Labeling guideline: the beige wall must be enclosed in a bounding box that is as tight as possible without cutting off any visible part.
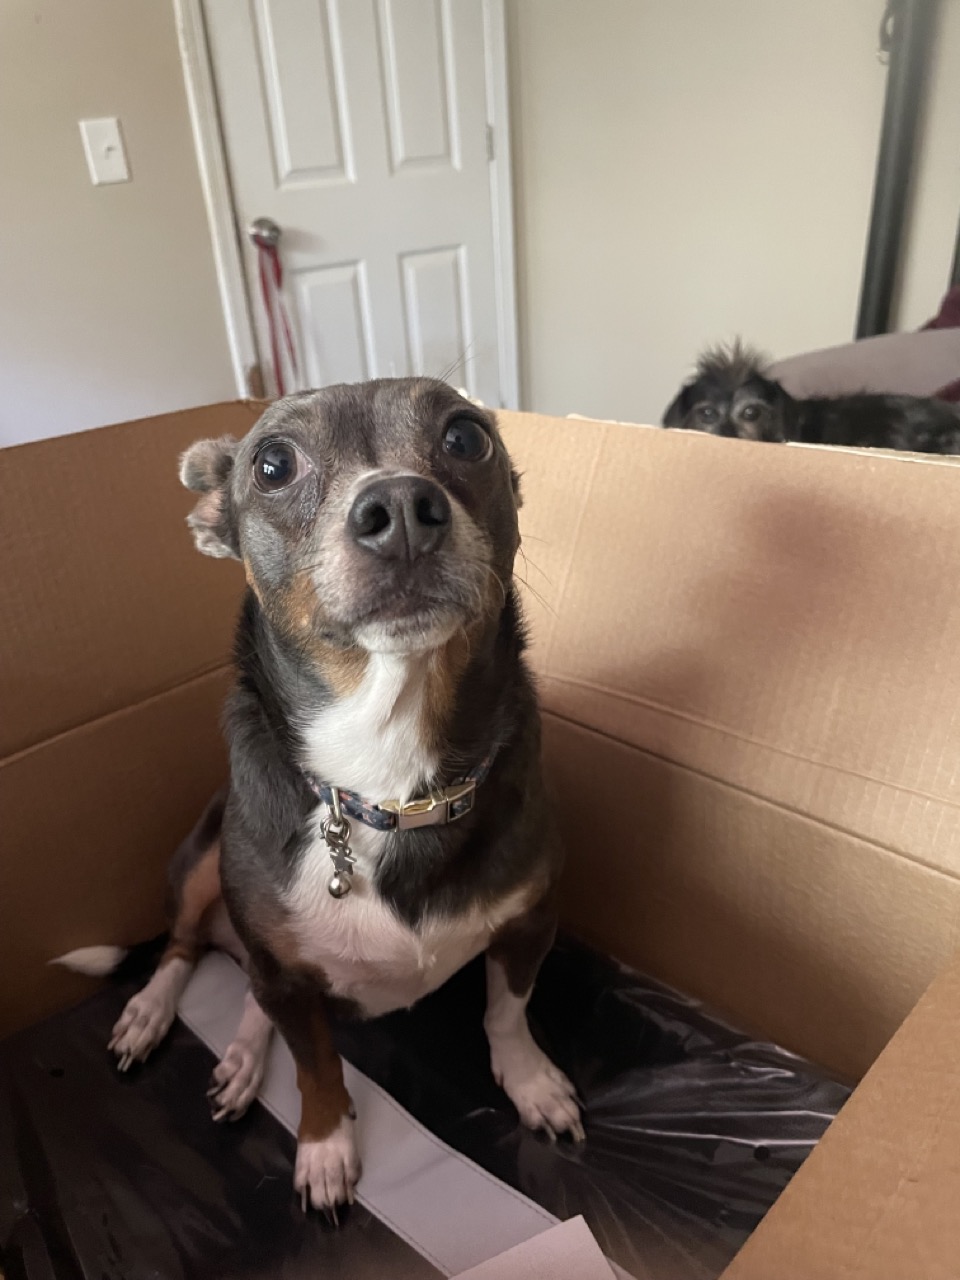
[0,1,235,448]
[507,0,892,423]
[4,2,955,447]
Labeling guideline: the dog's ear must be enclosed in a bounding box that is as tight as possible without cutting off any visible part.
[178,435,240,559]
[662,383,692,427]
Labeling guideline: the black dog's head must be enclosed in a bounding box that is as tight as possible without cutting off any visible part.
[179,379,521,656]
[662,342,795,442]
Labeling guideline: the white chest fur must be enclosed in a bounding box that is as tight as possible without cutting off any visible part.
[286,815,526,1015]
[288,652,526,1016]
[300,651,438,803]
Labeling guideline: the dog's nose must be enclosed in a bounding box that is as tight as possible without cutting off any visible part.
[348,476,451,560]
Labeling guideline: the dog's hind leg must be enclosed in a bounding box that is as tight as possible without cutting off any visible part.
[485,894,585,1143]
[110,790,226,1070]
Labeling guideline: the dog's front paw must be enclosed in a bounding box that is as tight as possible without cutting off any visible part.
[109,989,176,1071]
[493,1044,584,1143]
[294,1116,361,1217]
[208,1038,269,1121]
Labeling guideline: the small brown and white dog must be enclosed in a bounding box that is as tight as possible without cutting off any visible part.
[59,378,581,1214]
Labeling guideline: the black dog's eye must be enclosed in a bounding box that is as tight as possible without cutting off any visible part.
[443,416,492,462]
[740,404,762,423]
[696,404,720,424]
[252,440,305,493]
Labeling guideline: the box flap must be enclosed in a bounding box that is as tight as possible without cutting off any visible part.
[0,401,257,757]
[0,669,231,1035]
[499,411,960,880]
[720,946,960,1279]
[498,410,960,1073]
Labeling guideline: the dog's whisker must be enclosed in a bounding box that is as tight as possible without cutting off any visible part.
[486,569,508,611]
[517,544,555,588]
[513,569,556,617]
[434,342,478,389]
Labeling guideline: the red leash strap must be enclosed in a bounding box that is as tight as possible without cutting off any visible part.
[255,240,299,397]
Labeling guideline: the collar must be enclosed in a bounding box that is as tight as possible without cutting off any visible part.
[302,744,501,832]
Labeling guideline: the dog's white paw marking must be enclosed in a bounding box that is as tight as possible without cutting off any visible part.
[208,992,273,1121]
[108,958,192,1071]
[208,1038,269,1121]
[294,1116,361,1215]
[491,1038,584,1143]
[109,989,177,1070]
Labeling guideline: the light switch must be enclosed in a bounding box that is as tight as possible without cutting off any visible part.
[79,117,130,185]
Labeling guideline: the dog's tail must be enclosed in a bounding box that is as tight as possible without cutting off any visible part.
[50,945,129,977]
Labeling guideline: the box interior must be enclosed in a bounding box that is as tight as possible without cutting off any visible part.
[3,401,960,1276]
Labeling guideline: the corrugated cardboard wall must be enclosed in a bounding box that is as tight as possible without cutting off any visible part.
[0,404,255,1033]
[499,411,960,1079]
[4,402,960,1079]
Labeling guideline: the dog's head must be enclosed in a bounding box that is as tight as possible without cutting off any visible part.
[180,379,521,656]
[662,342,794,442]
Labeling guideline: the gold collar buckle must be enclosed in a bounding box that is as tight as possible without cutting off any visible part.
[380,780,477,830]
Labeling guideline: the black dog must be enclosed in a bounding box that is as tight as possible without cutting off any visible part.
[663,342,960,452]
[62,378,582,1215]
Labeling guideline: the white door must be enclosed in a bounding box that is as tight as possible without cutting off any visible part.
[202,0,512,405]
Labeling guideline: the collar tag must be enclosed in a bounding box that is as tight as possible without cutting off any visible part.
[321,787,356,898]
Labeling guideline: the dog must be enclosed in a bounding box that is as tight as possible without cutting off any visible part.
[58,378,582,1215]
[662,341,960,452]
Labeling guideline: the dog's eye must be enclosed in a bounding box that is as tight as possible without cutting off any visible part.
[740,404,762,423]
[252,440,305,493]
[696,404,719,424]
[443,416,492,462]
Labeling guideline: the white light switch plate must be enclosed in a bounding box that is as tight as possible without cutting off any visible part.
[79,117,130,185]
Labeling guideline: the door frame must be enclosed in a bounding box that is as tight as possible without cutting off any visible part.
[173,0,520,407]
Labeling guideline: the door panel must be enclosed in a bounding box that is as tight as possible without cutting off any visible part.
[377,0,456,171]
[253,0,352,185]
[401,246,470,379]
[204,0,504,402]
[293,261,373,386]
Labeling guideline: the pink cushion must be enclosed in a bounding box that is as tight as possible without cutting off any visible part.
[770,329,960,398]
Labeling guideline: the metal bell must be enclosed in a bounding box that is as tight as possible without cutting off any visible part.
[328,873,352,899]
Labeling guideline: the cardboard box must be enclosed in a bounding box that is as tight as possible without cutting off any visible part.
[3,400,960,1275]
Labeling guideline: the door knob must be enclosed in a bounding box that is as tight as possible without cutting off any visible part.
[248,216,282,248]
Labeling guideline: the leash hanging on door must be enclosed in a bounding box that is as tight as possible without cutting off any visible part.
[248,217,300,397]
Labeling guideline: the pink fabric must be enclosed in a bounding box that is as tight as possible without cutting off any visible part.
[451,1217,617,1280]
[922,285,960,332]
[922,286,960,400]
[935,375,960,404]
[770,287,960,402]
[770,328,960,400]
